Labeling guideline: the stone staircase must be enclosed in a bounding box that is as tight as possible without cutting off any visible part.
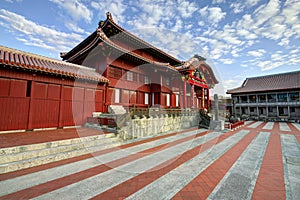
[0,133,122,174]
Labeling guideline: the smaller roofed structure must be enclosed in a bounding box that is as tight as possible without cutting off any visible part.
[227,71,300,122]
[175,55,219,89]
[227,71,300,94]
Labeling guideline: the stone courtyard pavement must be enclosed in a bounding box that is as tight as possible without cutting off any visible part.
[0,121,299,200]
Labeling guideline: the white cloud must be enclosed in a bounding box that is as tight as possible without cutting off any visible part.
[282,0,300,37]
[0,9,83,52]
[230,0,260,14]
[290,49,300,54]
[5,0,22,2]
[50,0,93,23]
[185,24,193,30]
[236,14,255,29]
[172,18,183,32]
[223,79,241,91]
[246,0,260,7]
[199,6,226,27]
[212,0,226,4]
[257,60,284,71]
[278,37,290,46]
[177,0,198,18]
[271,53,286,61]
[198,21,205,26]
[231,48,241,57]
[247,49,266,57]
[213,25,243,45]
[130,26,199,60]
[92,0,128,23]
[65,22,85,34]
[230,3,244,14]
[220,58,234,64]
[237,29,258,40]
[250,48,300,71]
[253,0,280,27]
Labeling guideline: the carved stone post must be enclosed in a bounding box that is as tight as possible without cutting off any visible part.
[210,94,224,131]
[214,94,219,121]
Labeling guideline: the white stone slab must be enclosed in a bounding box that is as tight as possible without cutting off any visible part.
[244,121,254,125]
[262,122,274,130]
[291,123,300,131]
[208,132,270,200]
[247,121,263,128]
[33,131,224,200]
[281,134,300,200]
[0,129,205,196]
[279,122,291,132]
[126,130,250,200]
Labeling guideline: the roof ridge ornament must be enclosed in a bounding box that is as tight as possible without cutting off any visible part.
[106,12,113,21]
[96,27,109,40]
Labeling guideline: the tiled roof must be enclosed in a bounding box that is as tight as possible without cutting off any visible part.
[0,46,109,83]
[96,28,178,72]
[61,28,178,72]
[227,71,300,94]
[61,13,181,69]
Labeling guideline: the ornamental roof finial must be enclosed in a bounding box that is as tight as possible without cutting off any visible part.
[106,12,113,20]
[96,27,109,40]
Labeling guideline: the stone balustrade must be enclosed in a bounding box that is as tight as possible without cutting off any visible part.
[118,112,199,140]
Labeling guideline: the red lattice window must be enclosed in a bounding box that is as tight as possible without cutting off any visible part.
[108,66,122,79]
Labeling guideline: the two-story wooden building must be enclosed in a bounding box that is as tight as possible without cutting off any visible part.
[227,71,300,121]
[0,12,218,132]
[61,12,218,112]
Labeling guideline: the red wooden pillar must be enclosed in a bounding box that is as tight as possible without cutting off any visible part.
[160,75,163,106]
[27,80,34,130]
[200,88,204,109]
[58,85,64,127]
[183,79,187,108]
[103,83,108,112]
[191,84,194,108]
[57,84,63,128]
[206,88,210,109]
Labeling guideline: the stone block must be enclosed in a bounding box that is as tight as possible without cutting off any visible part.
[210,120,224,131]
[92,112,102,117]
[108,105,126,115]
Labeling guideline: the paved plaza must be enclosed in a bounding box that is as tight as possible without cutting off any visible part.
[0,121,299,199]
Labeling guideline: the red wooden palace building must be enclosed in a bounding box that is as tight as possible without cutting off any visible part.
[0,12,218,132]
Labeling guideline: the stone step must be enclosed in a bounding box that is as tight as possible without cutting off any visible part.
[0,134,121,174]
[0,133,115,156]
[0,135,119,164]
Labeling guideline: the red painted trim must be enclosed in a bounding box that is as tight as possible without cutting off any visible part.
[187,79,208,89]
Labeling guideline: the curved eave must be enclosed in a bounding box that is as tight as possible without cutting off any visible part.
[62,28,177,73]
[199,63,219,85]
[102,36,178,72]
[61,31,98,61]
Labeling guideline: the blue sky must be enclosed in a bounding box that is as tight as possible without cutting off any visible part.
[1,0,300,95]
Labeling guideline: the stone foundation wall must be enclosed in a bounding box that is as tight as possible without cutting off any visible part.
[118,113,199,140]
